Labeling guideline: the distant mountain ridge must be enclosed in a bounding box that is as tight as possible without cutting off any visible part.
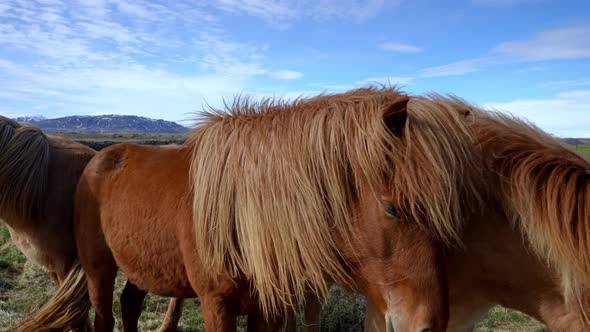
[562,138,590,145]
[15,114,189,134]
[15,115,47,123]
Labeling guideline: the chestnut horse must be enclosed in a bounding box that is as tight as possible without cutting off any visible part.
[0,116,94,331]
[363,97,590,331]
[0,116,184,332]
[16,87,485,332]
[0,116,93,284]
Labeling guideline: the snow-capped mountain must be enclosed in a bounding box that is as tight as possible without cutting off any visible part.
[15,114,189,134]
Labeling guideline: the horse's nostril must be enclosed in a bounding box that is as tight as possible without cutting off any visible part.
[420,328,431,332]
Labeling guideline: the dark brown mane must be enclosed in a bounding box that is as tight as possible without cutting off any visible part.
[0,116,49,222]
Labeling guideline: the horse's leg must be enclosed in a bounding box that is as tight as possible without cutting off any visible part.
[86,263,117,332]
[200,296,236,332]
[157,298,185,332]
[247,310,284,332]
[284,311,297,332]
[303,295,321,332]
[79,236,117,332]
[120,280,147,332]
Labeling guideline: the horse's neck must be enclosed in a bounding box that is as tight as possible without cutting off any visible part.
[2,139,95,275]
[446,209,586,329]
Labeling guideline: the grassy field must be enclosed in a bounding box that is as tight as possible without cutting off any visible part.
[56,132,187,142]
[0,223,547,331]
[54,132,187,151]
[574,144,590,158]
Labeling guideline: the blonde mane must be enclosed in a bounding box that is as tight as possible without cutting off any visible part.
[188,87,482,316]
[0,116,49,222]
[471,110,590,309]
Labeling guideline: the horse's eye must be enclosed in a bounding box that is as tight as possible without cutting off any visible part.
[382,201,401,219]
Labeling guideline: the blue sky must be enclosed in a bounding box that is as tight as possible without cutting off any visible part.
[0,0,589,136]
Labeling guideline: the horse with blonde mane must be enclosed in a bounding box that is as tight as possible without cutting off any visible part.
[363,97,590,331]
[15,87,485,332]
[0,116,185,332]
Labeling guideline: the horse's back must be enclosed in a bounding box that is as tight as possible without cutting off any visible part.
[76,143,196,297]
[45,135,95,220]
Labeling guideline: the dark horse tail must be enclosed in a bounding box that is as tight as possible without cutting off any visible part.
[7,261,91,332]
[0,116,49,222]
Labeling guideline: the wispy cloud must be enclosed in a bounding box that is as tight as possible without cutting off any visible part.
[0,0,194,63]
[378,42,423,54]
[214,0,295,20]
[268,70,304,80]
[419,24,590,77]
[195,31,303,80]
[0,58,247,121]
[0,0,305,121]
[212,0,391,28]
[482,90,590,137]
[494,24,590,61]
[419,57,498,77]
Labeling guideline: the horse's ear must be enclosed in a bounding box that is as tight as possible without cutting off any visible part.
[383,96,409,136]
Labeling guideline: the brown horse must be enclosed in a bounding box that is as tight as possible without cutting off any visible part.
[363,97,590,331]
[0,116,92,283]
[0,116,184,332]
[16,87,485,332]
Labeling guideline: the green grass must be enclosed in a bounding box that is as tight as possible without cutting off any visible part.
[475,307,547,332]
[53,133,187,151]
[574,144,590,159]
[1,223,53,328]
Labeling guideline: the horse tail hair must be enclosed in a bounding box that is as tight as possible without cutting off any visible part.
[7,260,91,332]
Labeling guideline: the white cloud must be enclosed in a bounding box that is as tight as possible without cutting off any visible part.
[0,59,247,121]
[214,0,295,22]
[378,42,423,54]
[495,25,590,61]
[194,31,267,76]
[114,0,158,19]
[419,58,495,77]
[194,32,302,80]
[74,0,112,19]
[419,24,590,78]
[268,70,304,80]
[0,0,304,121]
[212,0,391,27]
[482,90,590,137]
